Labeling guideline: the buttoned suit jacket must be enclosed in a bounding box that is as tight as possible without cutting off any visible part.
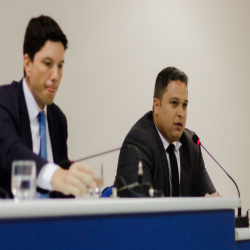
[0,80,68,198]
[114,111,216,196]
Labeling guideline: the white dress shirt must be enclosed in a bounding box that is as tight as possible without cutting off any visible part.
[155,125,182,196]
[23,78,59,190]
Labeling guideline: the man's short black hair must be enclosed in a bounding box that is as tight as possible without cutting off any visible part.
[23,15,68,74]
[154,67,188,101]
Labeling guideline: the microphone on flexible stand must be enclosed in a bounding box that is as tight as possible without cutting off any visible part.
[126,144,143,185]
[192,133,249,228]
[138,161,143,184]
[116,144,163,198]
[59,144,163,197]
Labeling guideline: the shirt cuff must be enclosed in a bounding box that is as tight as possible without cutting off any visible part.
[36,163,59,190]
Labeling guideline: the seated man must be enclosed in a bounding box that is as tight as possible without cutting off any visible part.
[114,67,217,197]
[0,15,96,198]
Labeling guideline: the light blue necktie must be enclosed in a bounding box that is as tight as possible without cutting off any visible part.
[38,111,50,199]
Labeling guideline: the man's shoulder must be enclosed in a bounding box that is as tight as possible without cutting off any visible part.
[125,111,157,144]
[0,81,20,96]
[126,111,154,138]
[0,80,21,108]
[130,111,154,133]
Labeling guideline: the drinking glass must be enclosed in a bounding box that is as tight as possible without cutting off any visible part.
[89,162,104,198]
[11,160,36,200]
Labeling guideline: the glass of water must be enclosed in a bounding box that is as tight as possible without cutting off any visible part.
[87,162,104,198]
[11,161,36,200]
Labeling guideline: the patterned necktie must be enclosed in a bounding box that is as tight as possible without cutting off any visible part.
[38,111,50,199]
[166,144,180,197]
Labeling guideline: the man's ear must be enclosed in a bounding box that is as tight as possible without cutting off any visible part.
[23,54,32,77]
[153,98,160,115]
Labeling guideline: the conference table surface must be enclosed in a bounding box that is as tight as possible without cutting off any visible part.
[0,197,242,250]
[0,197,239,218]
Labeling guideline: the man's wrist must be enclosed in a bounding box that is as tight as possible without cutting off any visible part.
[36,163,59,190]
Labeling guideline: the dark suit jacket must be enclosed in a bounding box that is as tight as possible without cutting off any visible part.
[114,111,216,196]
[0,80,68,198]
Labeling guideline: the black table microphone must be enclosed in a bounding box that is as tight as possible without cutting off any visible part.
[192,133,249,228]
[116,145,163,198]
[58,145,163,198]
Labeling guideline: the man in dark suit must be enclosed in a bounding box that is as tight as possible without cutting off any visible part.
[0,15,96,198]
[114,67,218,197]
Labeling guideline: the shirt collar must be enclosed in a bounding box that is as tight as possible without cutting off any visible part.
[22,78,47,122]
[154,123,182,151]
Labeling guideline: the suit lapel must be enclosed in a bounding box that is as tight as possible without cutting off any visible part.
[150,114,170,196]
[179,135,191,196]
[17,80,32,150]
[47,106,59,163]
[160,148,170,196]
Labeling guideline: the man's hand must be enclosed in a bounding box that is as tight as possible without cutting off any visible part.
[50,162,97,197]
[205,192,221,197]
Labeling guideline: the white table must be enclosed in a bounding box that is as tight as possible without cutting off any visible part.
[0,197,239,250]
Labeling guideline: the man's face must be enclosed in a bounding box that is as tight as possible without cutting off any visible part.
[24,40,65,109]
[153,80,188,143]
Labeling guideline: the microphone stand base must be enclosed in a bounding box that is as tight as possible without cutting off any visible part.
[235,215,249,228]
[118,183,163,198]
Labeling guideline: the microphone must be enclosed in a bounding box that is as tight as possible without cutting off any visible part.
[116,144,163,198]
[192,133,249,228]
[125,144,143,184]
[59,145,163,198]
